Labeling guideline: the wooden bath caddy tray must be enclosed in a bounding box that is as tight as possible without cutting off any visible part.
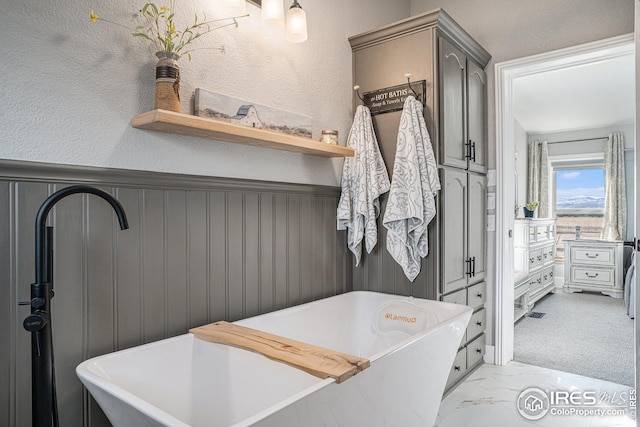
[190,321,370,383]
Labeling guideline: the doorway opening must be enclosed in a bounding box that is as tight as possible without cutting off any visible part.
[495,34,635,387]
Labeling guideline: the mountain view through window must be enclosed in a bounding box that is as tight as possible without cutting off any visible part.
[555,168,605,260]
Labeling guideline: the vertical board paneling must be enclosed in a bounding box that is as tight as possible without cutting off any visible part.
[209,191,227,322]
[287,196,301,306]
[274,194,288,310]
[1,166,350,427]
[142,189,165,343]
[0,182,11,427]
[114,188,142,350]
[166,191,188,336]
[16,182,49,426]
[243,194,260,318]
[299,196,313,303]
[227,192,244,321]
[50,185,85,427]
[187,191,208,328]
[259,194,274,313]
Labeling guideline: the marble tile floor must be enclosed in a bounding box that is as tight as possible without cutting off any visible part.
[436,361,636,427]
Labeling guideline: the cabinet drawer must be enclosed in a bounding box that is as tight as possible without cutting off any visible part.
[570,266,615,286]
[467,282,486,311]
[447,347,467,389]
[528,271,542,292]
[467,333,485,368]
[542,265,554,286]
[441,288,467,306]
[570,246,615,266]
[466,308,486,342]
[529,248,543,270]
[542,244,554,265]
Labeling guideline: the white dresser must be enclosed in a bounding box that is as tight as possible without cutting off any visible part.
[514,218,557,321]
[563,240,624,298]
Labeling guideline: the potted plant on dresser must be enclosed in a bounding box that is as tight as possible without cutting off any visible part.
[524,201,539,218]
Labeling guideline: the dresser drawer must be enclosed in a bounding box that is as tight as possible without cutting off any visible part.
[467,282,486,311]
[570,266,615,287]
[447,347,467,389]
[542,265,554,286]
[570,246,615,266]
[466,308,486,342]
[441,288,467,306]
[467,333,485,368]
[529,248,543,270]
[542,244,554,265]
[528,271,542,292]
[514,279,529,299]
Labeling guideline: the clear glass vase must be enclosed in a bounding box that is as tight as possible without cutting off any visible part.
[155,51,181,112]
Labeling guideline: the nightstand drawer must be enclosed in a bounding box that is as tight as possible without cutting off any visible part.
[447,347,467,388]
[570,246,615,266]
[570,266,615,286]
[467,282,486,311]
[467,333,485,368]
[466,308,485,342]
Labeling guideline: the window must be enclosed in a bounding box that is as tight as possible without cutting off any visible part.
[554,167,605,260]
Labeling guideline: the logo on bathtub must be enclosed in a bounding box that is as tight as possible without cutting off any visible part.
[384,313,417,323]
[517,388,550,420]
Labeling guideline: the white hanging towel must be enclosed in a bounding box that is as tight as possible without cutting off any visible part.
[383,96,440,281]
[337,105,390,266]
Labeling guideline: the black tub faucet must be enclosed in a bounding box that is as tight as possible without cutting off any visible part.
[23,185,128,427]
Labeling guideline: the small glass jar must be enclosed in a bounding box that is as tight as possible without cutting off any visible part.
[320,130,338,145]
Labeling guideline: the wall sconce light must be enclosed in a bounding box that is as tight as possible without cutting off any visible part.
[285,0,307,43]
[260,0,285,29]
[223,0,247,16]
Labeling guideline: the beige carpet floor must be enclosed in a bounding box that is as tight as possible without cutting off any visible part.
[514,288,634,386]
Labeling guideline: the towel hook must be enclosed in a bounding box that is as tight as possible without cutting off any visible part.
[404,73,419,99]
[354,85,365,105]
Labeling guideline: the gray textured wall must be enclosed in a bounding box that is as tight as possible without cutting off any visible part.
[0,161,351,427]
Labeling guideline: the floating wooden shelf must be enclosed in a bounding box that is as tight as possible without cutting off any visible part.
[132,109,354,158]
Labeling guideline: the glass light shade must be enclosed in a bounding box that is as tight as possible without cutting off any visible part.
[222,0,247,16]
[262,0,284,28]
[286,3,307,43]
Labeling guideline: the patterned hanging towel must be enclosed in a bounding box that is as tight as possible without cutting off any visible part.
[337,105,390,266]
[383,96,440,281]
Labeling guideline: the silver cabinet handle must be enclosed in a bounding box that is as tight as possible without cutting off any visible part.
[476,348,482,354]
[586,253,599,259]
[476,292,482,298]
[586,272,599,278]
[454,365,461,371]
[476,321,482,326]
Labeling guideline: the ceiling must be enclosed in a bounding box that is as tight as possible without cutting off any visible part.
[513,53,635,134]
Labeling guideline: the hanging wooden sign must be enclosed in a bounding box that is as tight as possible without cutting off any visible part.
[363,80,426,116]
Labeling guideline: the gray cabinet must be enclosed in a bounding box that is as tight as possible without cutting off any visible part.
[349,9,490,392]
[439,38,487,173]
[441,168,487,295]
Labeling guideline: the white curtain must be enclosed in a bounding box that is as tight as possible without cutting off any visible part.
[527,140,550,217]
[601,132,626,241]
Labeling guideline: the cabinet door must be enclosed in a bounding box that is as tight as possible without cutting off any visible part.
[439,37,468,170]
[442,168,468,294]
[467,173,487,283]
[466,61,487,173]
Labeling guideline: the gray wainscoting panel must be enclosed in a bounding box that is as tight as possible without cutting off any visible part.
[0,160,351,427]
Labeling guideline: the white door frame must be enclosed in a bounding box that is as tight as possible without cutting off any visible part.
[494,33,634,366]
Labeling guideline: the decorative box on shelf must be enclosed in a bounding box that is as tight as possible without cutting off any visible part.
[131,109,355,158]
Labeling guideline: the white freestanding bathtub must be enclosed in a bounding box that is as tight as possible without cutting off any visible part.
[77,291,472,427]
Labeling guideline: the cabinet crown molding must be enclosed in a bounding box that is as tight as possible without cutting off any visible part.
[348,8,491,67]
